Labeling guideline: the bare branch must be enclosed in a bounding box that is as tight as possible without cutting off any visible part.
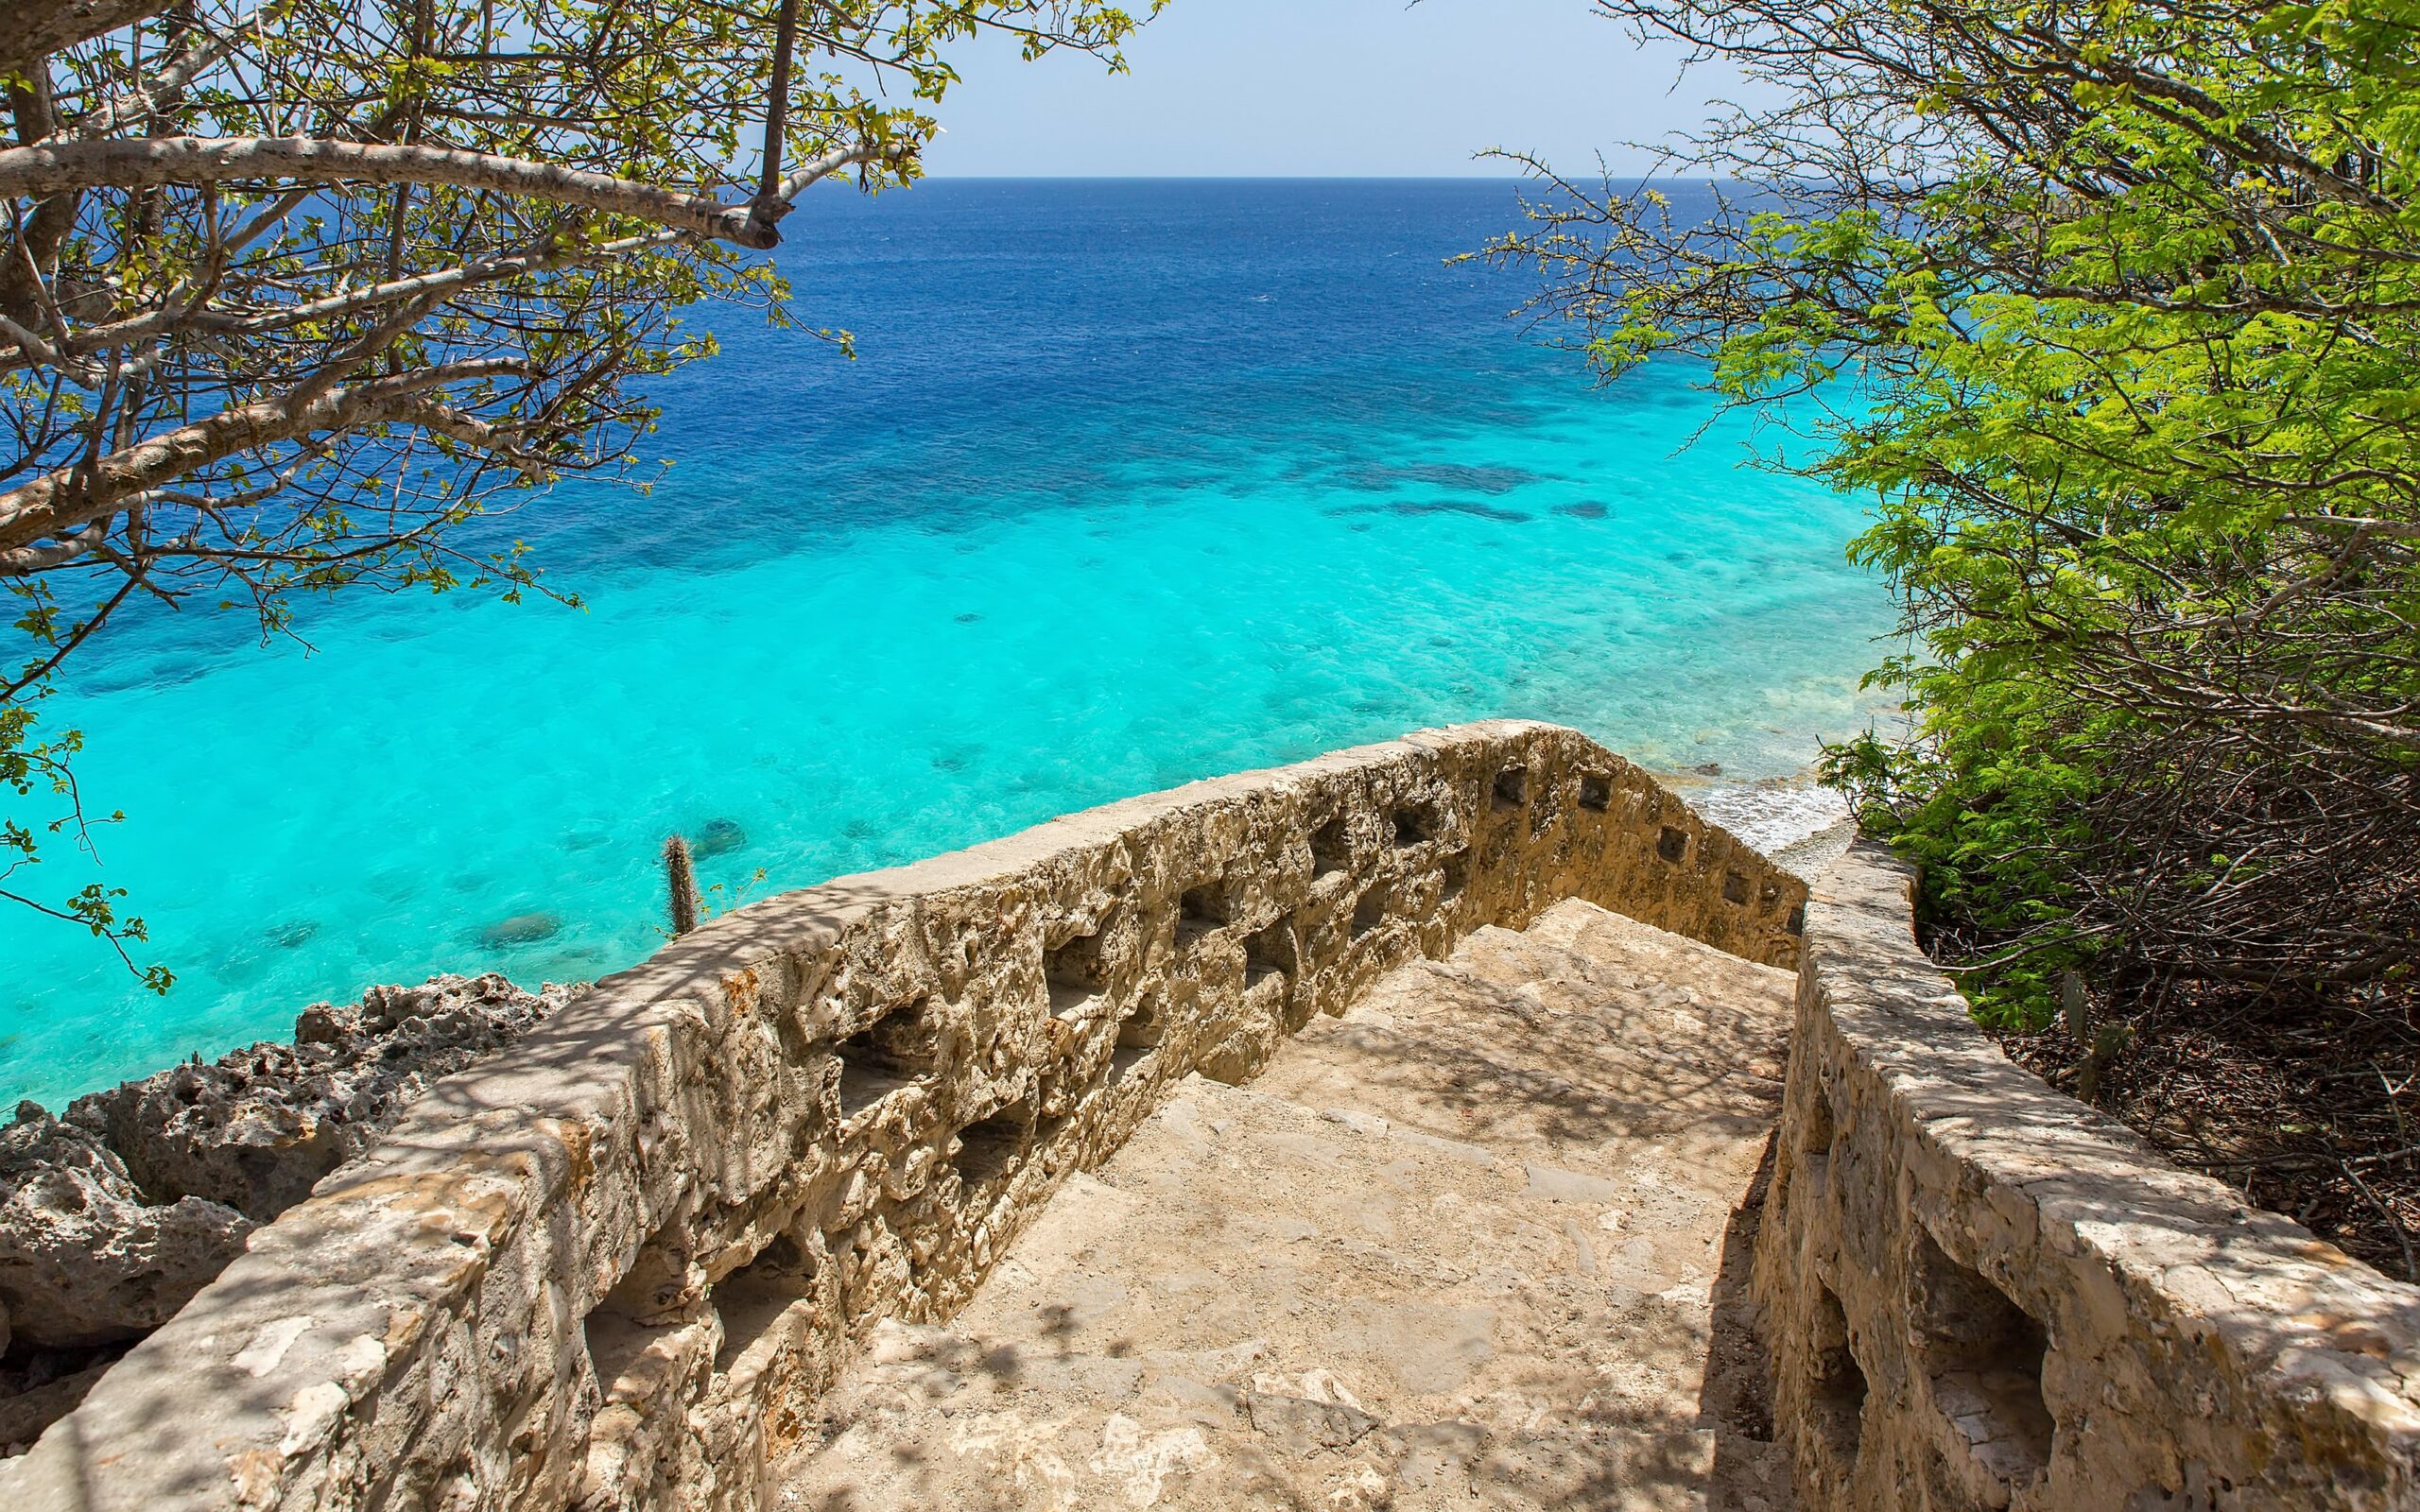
[0,135,884,248]
[0,357,529,551]
[0,0,170,76]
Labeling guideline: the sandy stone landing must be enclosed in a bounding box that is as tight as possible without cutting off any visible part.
[773,900,1799,1512]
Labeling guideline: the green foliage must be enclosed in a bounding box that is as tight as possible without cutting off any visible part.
[1,680,171,991]
[1500,0,2420,1014]
[1819,726,2100,1029]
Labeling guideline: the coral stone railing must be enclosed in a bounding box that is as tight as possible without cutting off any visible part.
[1756,844,2420,1510]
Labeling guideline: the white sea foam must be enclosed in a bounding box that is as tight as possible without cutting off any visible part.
[1686,778,1852,857]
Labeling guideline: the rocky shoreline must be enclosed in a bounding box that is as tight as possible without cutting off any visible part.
[0,972,586,1452]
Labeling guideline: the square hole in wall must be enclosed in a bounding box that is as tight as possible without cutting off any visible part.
[952,1105,1028,1190]
[1310,816,1352,878]
[591,1218,700,1332]
[1116,991,1165,1050]
[1351,882,1389,938]
[1440,848,1471,901]
[1579,772,1614,812]
[1176,883,1229,946]
[1031,1109,1072,1152]
[1046,926,1109,1020]
[1243,919,1295,987]
[1809,1281,1869,1465]
[1655,826,1689,864]
[1108,991,1166,1091]
[589,1295,705,1418]
[1911,1228,2055,1487]
[1108,1041,1156,1089]
[1492,765,1529,811]
[1777,1086,1840,1215]
[708,1233,821,1377]
[1723,869,1752,904]
[1392,801,1438,847]
[1804,1081,1838,1151]
[835,1000,941,1120]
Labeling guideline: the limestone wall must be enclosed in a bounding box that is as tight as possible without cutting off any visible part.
[2,721,1803,1512]
[1754,842,2420,1510]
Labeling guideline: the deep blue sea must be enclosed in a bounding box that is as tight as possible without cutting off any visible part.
[1,180,1892,1108]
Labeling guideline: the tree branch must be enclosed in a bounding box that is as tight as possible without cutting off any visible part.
[0,357,531,555]
[0,135,884,249]
[0,0,169,77]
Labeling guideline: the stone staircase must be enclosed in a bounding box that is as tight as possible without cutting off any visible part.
[775,898,1801,1511]
[20,730,2406,1511]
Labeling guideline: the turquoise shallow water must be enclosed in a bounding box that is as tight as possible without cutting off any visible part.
[1,180,1893,1107]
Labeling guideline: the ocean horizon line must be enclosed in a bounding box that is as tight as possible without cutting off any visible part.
[852,172,1720,184]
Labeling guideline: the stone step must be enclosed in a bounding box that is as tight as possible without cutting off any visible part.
[773,900,1799,1511]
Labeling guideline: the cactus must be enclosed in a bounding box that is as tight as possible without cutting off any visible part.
[2060,970,2091,1043]
[663,834,701,936]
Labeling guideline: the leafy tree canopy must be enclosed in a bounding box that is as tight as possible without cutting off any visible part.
[1,0,1153,980]
[1494,0,2420,1020]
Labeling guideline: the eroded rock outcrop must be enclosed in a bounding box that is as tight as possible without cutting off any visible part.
[66,972,586,1221]
[0,1107,251,1349]
[0,971,585,1452]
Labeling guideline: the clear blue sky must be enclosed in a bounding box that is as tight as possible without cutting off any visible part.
[919,0,1740,178]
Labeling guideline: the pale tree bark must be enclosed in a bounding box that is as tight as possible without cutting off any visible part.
[0,136,887,249]
[0,358,531,555]
[0,0,165,75]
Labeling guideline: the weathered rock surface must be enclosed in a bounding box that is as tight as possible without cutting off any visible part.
[0,972,583,1452]
[66,972,586,1221]
[1755,842,2420,1510]
[0,1106,252,1349]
